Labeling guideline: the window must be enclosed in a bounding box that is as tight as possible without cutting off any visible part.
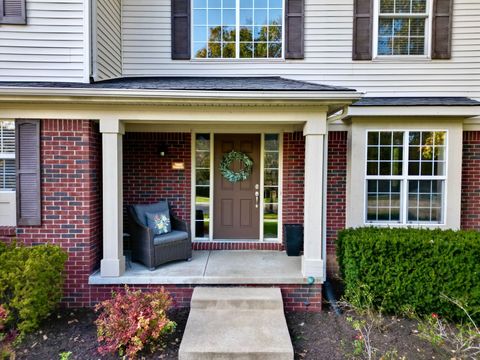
[376,0,429,56]
[366,130,446,224]
[192,0,284,59]
[0,121,15,191]
[263,134,279,239]
[194,133,211,238]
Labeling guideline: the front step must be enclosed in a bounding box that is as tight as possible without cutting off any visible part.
[179,287,294,360]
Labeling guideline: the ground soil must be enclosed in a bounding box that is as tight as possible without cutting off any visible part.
[13,305,451,360]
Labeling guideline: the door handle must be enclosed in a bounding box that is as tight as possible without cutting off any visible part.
[255,191,259,208]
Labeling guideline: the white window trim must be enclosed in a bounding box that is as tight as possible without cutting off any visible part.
[363,129,448,226]
[190,0,285,60]
[372,0,433,60]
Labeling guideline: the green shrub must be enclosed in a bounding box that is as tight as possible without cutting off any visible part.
[337,227,480,322]
[0,242,68,334]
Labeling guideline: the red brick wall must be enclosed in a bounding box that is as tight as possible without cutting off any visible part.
[461,131,480,230]
[283,132,305,231]
[15,119,103,307]
[326,131,348,277]
[90,284,322,312]
[123,133,191,222]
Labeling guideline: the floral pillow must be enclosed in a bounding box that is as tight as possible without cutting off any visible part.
[145,211,171,235]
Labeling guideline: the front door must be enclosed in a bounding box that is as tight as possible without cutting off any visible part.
[214,134,261,239]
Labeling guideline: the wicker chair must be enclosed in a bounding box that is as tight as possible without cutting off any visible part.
[126,201,192,270]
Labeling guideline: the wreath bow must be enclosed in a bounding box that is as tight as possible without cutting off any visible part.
[220,150,253,183]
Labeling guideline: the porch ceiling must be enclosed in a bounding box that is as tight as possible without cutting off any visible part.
[88,251,312,285]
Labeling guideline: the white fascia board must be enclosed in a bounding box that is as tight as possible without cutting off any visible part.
[0,87,363,103]
[348,106,480,118]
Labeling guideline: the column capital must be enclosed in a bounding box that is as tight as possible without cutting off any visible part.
[303,117,327,136]
[99,117,125,135]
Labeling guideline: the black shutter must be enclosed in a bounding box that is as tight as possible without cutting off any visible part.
[16,120,41,226]
[285,0,304,59]
[171,0,190,60]
[352,0,373,60]
[0,0,26,25]
[432,0,453,59]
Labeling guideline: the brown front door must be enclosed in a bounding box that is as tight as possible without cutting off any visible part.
[214,134,261,239]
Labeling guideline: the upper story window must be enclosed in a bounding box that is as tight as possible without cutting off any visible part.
[376,0,430,57]
[192,0,284,59]
[0,121,15,191]
[366,130,446,224]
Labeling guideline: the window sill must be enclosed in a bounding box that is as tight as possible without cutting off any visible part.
[371,56,432,62]
[189,58,286,63]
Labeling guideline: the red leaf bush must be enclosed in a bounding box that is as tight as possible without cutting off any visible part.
[95,286,176,358]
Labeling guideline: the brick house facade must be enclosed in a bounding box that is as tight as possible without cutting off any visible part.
[1,118,479,310]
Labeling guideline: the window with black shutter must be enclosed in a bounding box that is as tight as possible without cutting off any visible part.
[173,0,304,60]
[15,120,41,226]
[353,0,453,60]
[0,0,26,25]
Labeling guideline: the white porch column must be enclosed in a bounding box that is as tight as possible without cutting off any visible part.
[302,117,327,279]
[100,118,126,277]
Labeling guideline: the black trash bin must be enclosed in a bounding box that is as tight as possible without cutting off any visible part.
[284,224,303,256]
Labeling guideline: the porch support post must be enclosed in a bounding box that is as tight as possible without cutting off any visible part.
[302,117,326,279]
[100,118,126,277]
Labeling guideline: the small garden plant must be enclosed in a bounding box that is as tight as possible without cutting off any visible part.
[95,286,176,358]
[416,295,480,359]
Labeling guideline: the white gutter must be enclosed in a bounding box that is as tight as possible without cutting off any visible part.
[0,86,363,102]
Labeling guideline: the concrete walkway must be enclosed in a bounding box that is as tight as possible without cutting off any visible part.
[179,287,294,360]
[89,250,310,285]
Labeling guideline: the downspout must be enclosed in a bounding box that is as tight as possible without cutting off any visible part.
[323,105,349,281]
[322,105,349,315]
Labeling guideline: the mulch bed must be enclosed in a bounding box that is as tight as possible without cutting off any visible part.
[14,305,450,360]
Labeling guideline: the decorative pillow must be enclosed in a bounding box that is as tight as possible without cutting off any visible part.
[145,211,171,235]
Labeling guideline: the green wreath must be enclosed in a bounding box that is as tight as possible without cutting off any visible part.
[220,150,253,183]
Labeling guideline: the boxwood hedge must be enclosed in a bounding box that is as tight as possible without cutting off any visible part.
[337,227,480,321]
[0,242,68,333]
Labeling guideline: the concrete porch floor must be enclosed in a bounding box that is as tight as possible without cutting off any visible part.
[89,250,311,285]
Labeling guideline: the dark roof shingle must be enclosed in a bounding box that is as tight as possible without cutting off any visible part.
[352,97,480,107]
[0,76,355,92]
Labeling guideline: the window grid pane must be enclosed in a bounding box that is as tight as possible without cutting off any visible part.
[407,180,443,223]
[367,180,401,222]
[193,0,283,59]
[366,131,403,176]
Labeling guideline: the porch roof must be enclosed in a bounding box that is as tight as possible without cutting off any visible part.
[0,76,355,92]
[351,97,480,107]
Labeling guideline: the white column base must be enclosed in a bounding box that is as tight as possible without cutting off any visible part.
[301,256,324,279]
[100,257,126,277]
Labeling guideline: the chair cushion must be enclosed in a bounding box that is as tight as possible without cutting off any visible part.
[146,210,171,235]
[133,201,169,226]
[153,230,189,245]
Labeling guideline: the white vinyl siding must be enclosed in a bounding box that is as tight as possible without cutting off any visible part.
[93,0,122,81]
[121,0,480,98]
[0,0,88,82]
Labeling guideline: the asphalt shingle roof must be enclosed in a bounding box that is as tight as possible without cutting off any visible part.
[352,97,480,106]
[0,76,355,92]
